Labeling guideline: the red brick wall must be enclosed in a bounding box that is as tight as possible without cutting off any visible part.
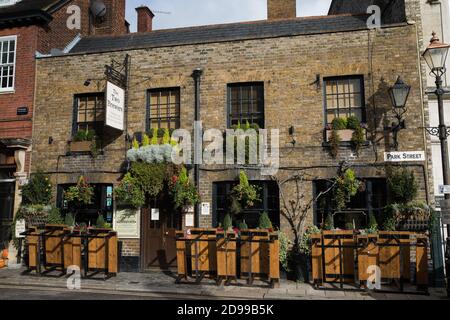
[0,26,38,141]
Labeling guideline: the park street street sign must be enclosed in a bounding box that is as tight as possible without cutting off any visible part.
[440,199,450,224]
[384,151,425,162]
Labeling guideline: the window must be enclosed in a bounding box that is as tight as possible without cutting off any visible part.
[73,93,105,135]
[314,178,387,229]
[57,184,113,226]
[147,88,180,130]
[324,76,365,124]
[228,82,264,128]
[0,36,16,92]
[212,181,279,229]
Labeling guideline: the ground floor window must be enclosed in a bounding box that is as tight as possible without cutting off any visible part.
[57,184,113,226]
[313,178,387,229]
[212,180,280,229]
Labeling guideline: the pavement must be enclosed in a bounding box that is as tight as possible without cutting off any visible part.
[0,265,448,300]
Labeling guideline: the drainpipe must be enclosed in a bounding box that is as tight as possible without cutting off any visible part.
[192,68,203,227]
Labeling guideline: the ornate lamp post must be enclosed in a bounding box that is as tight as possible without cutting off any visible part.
[423,32,450,296]
[388,76,411,150]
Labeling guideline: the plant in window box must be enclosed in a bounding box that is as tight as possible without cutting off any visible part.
[326,116,366,145]
[70,129,97,154]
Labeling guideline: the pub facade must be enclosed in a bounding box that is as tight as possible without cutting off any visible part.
[31,0,434,271]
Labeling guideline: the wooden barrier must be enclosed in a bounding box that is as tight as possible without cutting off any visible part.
[42,225,67,272]
[240,229,270,284]
[175,231,188,283]
[269,233,280,287]
[190,229,217,278]
[378,231,411,281]
[174,228,279,287]
[311,234,323,285]
[312,231,429,293]
[322,230,355,284]
[86,229,118,276]
[415,235,428,289]
[357,234,379,285]
[216,231,237,285]
[26,227,39,271]
[63,233,82,270]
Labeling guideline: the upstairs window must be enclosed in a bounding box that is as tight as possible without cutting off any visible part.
[0,36,16,92]
[228,82,264,128]
[324,76,365,125]
[147,88,181,130]
[73,93,105,136]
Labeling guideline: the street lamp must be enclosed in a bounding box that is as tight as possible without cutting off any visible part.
[423,32,450,297]
[388,76,410,150]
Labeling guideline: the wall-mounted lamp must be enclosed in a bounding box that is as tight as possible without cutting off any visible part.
[48,136,54,145]
[84,79,92,87]
[288,126,296,146]
[388,76,410,150]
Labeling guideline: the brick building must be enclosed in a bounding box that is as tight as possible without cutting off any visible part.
[31,0,433,271]
[0,0,128,248]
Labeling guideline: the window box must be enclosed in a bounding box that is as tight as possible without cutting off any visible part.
[69,141,93,153]
[325,129,355,142]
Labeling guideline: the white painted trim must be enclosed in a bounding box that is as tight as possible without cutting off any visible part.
[0,35,17,92]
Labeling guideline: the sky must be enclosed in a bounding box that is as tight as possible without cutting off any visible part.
[125,0,333,32]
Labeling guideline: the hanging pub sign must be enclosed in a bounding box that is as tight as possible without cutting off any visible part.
[384,151,425,162]
[106,81,125,131]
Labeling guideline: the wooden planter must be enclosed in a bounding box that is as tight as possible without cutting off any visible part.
[69,141,93,153]
[189,228,217,275]
[240,229,270,281]
[43,225,67,270]
[322,230,355,283]
[216,231,237,283]
[26,227,40,270]
[326,129,355,142]
[63,233,82,270]
[87,229,118,275]
[357,234,379,284]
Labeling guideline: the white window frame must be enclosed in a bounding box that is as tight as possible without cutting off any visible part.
[0,35,17,93]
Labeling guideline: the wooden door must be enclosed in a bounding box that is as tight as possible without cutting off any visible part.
[0,181,14,245]
[143,206,180,270]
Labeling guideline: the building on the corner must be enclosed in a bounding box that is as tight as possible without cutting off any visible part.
[30,0,434,272]
[0,0,128,253]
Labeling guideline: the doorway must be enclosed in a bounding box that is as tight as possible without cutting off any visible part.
[0,180,15,246]
[142,199,181,270]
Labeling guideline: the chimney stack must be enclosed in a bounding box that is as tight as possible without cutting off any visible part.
[267,0,297,20]
[136,6,155,33]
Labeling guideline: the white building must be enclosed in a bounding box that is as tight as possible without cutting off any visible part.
[423,0,450,242]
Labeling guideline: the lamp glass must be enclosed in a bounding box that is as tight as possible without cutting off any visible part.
[389,78,410,109]
[423,46,449,70]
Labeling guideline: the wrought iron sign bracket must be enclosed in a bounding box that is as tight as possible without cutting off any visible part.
[424,126,450,139]
[104,54,129,89]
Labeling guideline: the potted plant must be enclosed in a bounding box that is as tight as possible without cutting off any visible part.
[69,129,97,153]
[170,166,200,213]
[382,167,430,231]
[64,176,94,207]
[228,171,260,222]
